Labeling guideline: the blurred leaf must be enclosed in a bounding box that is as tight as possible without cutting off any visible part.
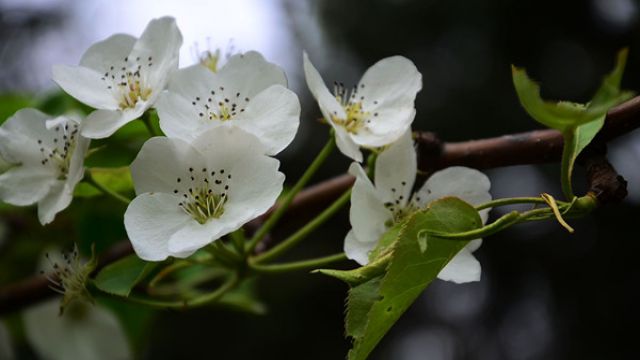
[35,91,92,116]
[0,94,32,124]
[217,278,268,315]
[75,167,133,198]
[94,255,157,297]
[347,197,482,360]
[513,49,632,198]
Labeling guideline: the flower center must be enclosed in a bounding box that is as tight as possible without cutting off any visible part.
[200,49,222,73]
[174,167,233,224]
[41,244,96,314]
[100,55,154,110]
[383,181,416,227]
[191,86,250,122]
[37,121,79,180]
[330,82,379,134]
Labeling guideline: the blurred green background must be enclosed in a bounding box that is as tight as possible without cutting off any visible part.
[1,0,640,359]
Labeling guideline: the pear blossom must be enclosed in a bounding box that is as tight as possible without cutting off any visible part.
[23,298,131,360]
[157,51,300,155]
[345,132,492,283]
[124,126,284,261]
[52,17,183,139]
[0,109,90,225]
[303,52,422,162]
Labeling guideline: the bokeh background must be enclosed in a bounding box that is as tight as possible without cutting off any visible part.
[1,0,640,359]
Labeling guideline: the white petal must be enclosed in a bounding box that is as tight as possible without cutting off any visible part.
[124,192,194,261]
[334,126,363,162]
[167,218,235,255]
[52,65,119,110]
[23,299,131,360]
[217,51,287,98]
[344,229,374,266]
[0,166,56,206]
[234,84,300,155]
[352,108,415,148]
[348,162,392,246]
[0,321,14,360]
[164,64,215,104]
[374,131,416,205]
[156,90,208,142]
[415,166,492,221]
[0,108,55,164]
[130,136,203,195]
[467,238,482,253]
[357,56,422,112]
[130,17,182,91]
[81,107,143,139]
[303,52,346,122]
[79,34,136,73]
[37,182,74,225]
[437,247,481,283]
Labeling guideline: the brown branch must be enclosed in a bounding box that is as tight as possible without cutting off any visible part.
[2,95,640,316]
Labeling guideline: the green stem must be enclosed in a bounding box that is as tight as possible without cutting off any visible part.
[425,211,521,241]
[229,229,246,256]
[84,171,131,205]
[253,188,351,264]
[250,253,347,274]
[561,131,576,200]
[475,197,549,211]
[120,273,239,309]
[246,136,336,252]
[141,111,161,137]
[209,242,243,266]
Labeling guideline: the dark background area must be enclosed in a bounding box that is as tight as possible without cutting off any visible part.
[1,0,639,359]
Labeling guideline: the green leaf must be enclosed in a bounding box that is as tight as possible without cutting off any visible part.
[368,222,403,262]
[94,255,157,297]
[513,49,632,199]
[347,197,482,360]
[346,276,382,339]
[75,167,133,198]
[315,252,390,287]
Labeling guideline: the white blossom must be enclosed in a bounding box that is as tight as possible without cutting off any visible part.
[0,109,90,225]
[345,132,492,283]
[23,298,131,360]
[124,127,284,261]
[157,51,300,155]
[52,17,183,139]
[303,52,422,162]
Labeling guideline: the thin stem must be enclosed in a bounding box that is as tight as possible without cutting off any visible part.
[208,242,243,266]
[246,136,336,252]
[425,211,521,241]
[229,229,246,256]
[475,197,549,211]
[250,253,347,274]
[83,171,131,205]
[253,188,351,264]
[119,273,239,309]
[561,130,576,200]
[141,111,161,137]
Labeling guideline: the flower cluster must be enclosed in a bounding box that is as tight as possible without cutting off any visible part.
[0,16,492,283]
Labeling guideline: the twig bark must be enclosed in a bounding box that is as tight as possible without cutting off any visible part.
[1,95,640,315]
